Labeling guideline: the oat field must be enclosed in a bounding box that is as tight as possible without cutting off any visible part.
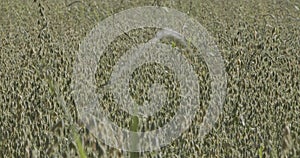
[0,0,299,157]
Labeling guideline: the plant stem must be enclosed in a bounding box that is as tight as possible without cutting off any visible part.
[129,106,139,158]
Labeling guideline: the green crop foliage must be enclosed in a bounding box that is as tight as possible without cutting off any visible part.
[1,0,299,157]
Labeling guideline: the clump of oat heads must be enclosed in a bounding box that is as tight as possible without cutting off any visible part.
[0,0,299,157]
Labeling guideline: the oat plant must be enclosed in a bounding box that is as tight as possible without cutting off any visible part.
[47,77,88,158]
